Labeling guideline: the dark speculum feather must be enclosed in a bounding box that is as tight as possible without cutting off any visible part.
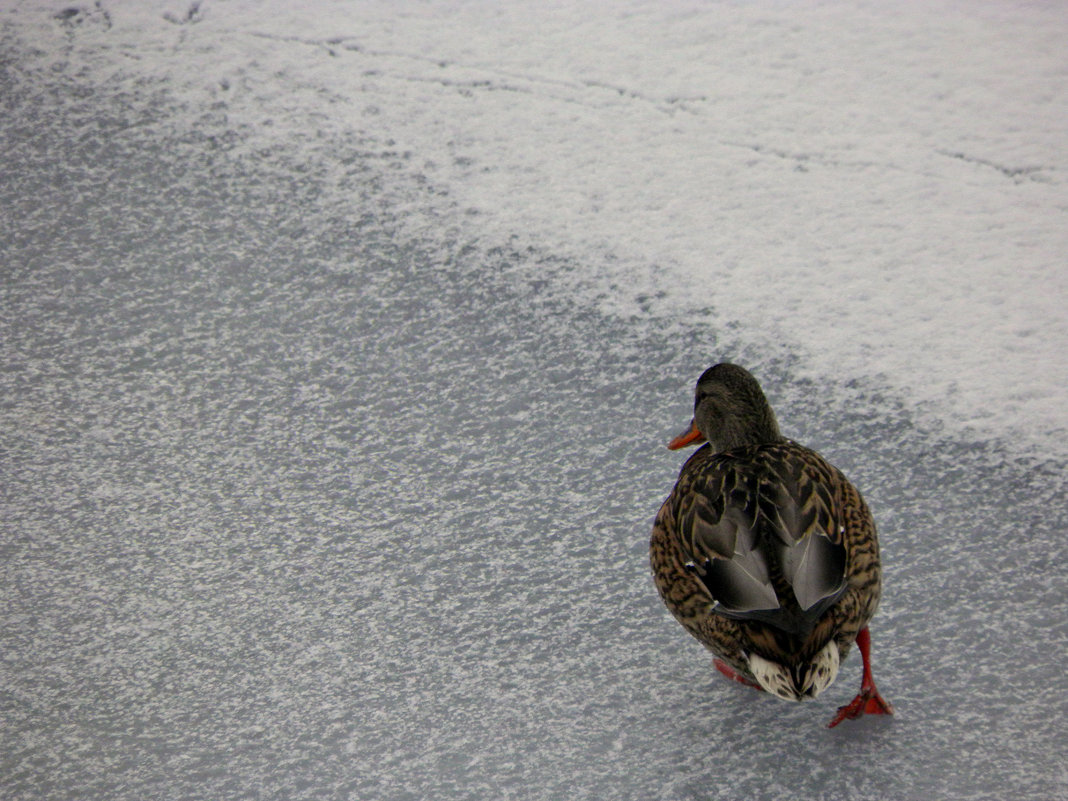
[701,555,779,613]
[779,531,847,613]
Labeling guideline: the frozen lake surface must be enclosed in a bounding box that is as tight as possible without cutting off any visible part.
[2,3,1066,800]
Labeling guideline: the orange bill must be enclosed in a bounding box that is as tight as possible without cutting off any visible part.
[667,420,706,450]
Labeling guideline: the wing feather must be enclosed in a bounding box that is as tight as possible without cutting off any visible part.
[676,446,848,629]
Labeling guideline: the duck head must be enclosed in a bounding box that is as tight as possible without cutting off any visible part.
[668,363,783,452]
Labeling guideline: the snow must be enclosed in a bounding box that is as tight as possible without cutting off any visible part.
[2,2,1067,800]
[8,0,1066,454]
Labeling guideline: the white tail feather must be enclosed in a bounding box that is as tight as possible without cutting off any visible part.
[746,641,840,701]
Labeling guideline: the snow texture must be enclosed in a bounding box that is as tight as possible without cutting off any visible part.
[1,2,1066,800]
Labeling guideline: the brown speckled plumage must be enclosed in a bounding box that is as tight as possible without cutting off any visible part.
[650,363,892,726]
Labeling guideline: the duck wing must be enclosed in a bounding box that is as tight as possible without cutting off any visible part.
[677,445,848,636]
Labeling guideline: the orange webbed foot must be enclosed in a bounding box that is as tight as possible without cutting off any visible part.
[827,627,894,728]
[827,686,894,728]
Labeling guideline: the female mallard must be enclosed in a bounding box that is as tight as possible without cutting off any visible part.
[650,363,893,727]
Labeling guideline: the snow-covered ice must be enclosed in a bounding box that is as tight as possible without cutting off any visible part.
[2,2,1066,800]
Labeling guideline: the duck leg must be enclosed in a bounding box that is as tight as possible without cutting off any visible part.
[827,627,894,728]
[714,659,764,691]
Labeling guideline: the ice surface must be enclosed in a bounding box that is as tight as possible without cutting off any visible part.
[1,3,1066,800]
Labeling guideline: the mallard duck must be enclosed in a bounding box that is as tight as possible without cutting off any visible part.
[650,363,893,727]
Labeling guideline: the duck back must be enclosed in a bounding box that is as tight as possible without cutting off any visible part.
[673,441,849,641]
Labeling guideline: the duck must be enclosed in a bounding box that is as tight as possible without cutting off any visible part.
[650,363,893,727]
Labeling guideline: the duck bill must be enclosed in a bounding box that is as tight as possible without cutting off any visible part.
[667,420,706,450]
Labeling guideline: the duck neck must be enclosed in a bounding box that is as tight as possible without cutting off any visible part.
[705,408,783,452]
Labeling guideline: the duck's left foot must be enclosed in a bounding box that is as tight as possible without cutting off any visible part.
[827,686,894,728]
[714,659,764,691]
